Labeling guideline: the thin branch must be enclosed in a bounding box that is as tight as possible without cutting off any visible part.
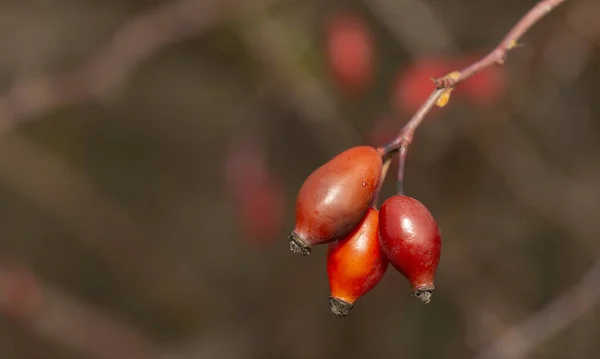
[0,0,223,135]
[434,0,568,88]
[0,263,255,359]
[464,107,600,357]
[0,134,230,321]
[376,0,569,195]
[237,1,363,157]
[396,144,408,195]
[475,257,600,359]
[0,266,159,359]
[363,0,456,54]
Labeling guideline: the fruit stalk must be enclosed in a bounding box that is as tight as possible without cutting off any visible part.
[369,153,392,208]
[396,145,408,195]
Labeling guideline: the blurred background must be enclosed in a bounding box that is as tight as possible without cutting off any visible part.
[0,0,598,358]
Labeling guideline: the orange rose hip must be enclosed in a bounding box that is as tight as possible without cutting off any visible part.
[327,208,388,317]
[289,146,382,255]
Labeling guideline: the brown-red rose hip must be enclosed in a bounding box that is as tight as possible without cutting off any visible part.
[290,146,382,255]
[379,195,441,303]
[327,208,388,318]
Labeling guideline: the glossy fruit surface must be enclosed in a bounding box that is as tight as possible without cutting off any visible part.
[290,146,382,255]
[327,208,388,318]
[326,12,374,95]
[379,195,441,303]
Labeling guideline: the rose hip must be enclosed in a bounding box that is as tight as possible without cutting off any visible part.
[289,146,382,255]
[327,208,388,318]
[379,195,442,303]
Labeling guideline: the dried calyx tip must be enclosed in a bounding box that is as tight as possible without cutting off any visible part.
[329,297,353,318]
[288,233,311,256]
[412,286,435,304]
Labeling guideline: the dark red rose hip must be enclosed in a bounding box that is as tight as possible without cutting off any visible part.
[379,195,442,303]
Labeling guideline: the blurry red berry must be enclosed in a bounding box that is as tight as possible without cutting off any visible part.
[0,268,42,320]
[460,53,506,107]
[290,146,382,255]
[224,136,285,247]
[327,208,388,317]
[224,136,269,197]
[237,176,285,246]
[379,195,442,303]
[392,57,453,113]
[326,12,375,95]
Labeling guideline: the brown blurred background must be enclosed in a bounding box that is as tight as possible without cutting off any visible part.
[0,0,598,358]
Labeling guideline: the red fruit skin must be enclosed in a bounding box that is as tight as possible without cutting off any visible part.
[327,208,388,317]
[327,12,374,95]
[290,146,382,255]
[379,195,441,301]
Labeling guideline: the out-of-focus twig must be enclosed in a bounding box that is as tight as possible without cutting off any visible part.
[363,0,456,54]
[0,134,229,320]
[465,109,600,357]
[0,0,242,321]
[0,266,158,359]
[238,3,363,156]
[1,0,353,157]
[0,263,252,359]
[0,0,223,135]
[475,257,600,359]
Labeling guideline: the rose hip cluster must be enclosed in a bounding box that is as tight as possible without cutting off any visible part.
[286,0,566,317]
[289,145,441,318]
